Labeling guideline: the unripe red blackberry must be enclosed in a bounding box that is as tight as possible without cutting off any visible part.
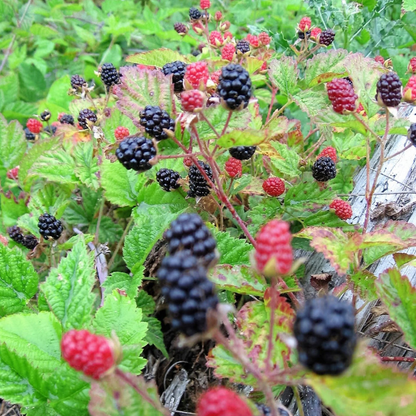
[221,43,235,61]
[26,118,43,134]
[22,235,39,250]
[38,213,63,240]
[374,55,385,65]
[327,78,357,114]
[329,199,353,220]
[114,126,130,141]
[407,123,416,147]
[184,61,210,89]
[298,16,311,32]
[156,168,181,192]
[7,167,19,180]
[209,31,223,46]
[139,105,175,141]
[157,251,218,336]
[310,27,322,40]
[236,39,250,55]
[189,7,202,21]
[229,145,256,160]
[100,63,120,89]
[312,156,337,182]
[188,161,213,197]
[262,177,285,197]
[317,146,337,163]
[246,34,259,47]
[319,29,335,46]
[258,32,271,46]
[78,109,97,130]
[224,158,242,178]
[200,0,211,10]
[60,113,75,125]
[218,64,252,110]
[174,22,188,35]
[409,57,416,74]
[71,74,87,91]
[376,72,402,107]
[214,11,222,21]
[116,135,157,172]
[294,295,357,375]
[7,226,24,245]
[181,90,205,112]
[162,61,187,93]
[403,75,416,102]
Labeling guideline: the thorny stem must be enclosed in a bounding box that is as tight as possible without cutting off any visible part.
[107,216,134,271]
[293,386,306,416]
[279,277,300,309]
[265,100,293,126]
[221,110,233,136]
[199,112,221,139]
[266,87,278,124]
[303,132,325,161]
[266,280,278,374]
[384,142,413,162]
[380,356,415,363]
[94,198,105,245]
[158,153,202,160]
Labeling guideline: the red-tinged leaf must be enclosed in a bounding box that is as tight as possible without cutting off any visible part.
[217,128,266,148]
[393,253,416,269]
[376,268,416,349]
[115,66,174,129]
[265,116,302,144]
[309,345,416,416]
[308,71,348,87]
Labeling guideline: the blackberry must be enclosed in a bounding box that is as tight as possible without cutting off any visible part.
[78,109,97,130]
[71,74,87,91]
[236,39,250,54]
[164,213,217,266]
[376,72,402,107]
[100,63,120,89]
[189,7,202,20]
[157,251,218,336]
[256,404,290,416]
[44,125,57,136]
[156,168,181,192]
[162,61,187,92]
[60,114,75,125]
[22,235,39,250]
[218,64,252,110]
[38,213,64,240]
[7,226,24,245]
[174,22,188,35]
[188,161,213,197]
[40,110,51,121]
[312,156,336,182]
[116,135,157,171]
[294,295,357,375]
[139,105,175,141]
[229,145,256,160]
[319,29,335,46]
[408,123,416,146]
[343,77,353,87]
[24,127,36,141]
[297,30,311,40]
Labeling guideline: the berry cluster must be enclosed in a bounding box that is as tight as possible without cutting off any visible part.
[100,63,120,89]
[224,157,242,178]
[312,156,337,182]
[156,168,181,192]
[26,119,43,134]
[38,213,63,240]
[229,146,256,160]
[218,64,252,110]
[8,226,39,249]
[59,113,75,125]
[317,146,337,163]
[185,61,210,89]
[162,61,187,92]
[188,160,214,197]
[116,136,157,171]
[78,109,97,130]
[71,74,87,91]
[327,78,357,114]
[404,76,416,102]
[181,89,205,112]
[139,105,175,141]
[329,199,353,220]
[263,177,285,197]
[114,126,130,141]
[376,72,402,107]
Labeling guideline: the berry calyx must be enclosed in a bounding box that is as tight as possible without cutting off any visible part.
[327,78,357,114]
[7,167,19,180]
[184,62,210,89]
[181,89,205,112]
[374,55,385,65]
[196,387,253,416]
[156,168,181,192]
[376,72,402,107]
[61,329,116,379]
[254,220,293,275]
[317,146,337,163]
[218,64,252,110]
[329,199,353,220]
[38,213,64,240]
[409,57,416,74]
[312,156,337,182]
[200,0,211,9]
[310,27,322,40]
[26,119,43,134]
[293,295,357,375]
[224,157,242,178]
[319,29,335,46]
[116,136,157,172]
[114,126,130,141]
[221,43,235,61]
[262,177,285,197]
[299,17,312,32]
[258,32,271,46]
[246,34,259,47]
[214,11,222,21]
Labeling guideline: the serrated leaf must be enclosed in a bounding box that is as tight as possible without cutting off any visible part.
[0,113,26,169]
[315,108,367,135]
[268,57,299,96]
[209,265,267,296]
[292,87,330,118]
[103,272,142,300]
[269,141,301,178]
[136,183,188,211]
[350,270,378,301]
[211,228,252,265]
[376,268,416,349]
[217,128,266,148]
[0,194,28,229]
[101,158,142,207]
[41,235,97,330]
[143,316,168,358]
[28,183,72,219]
[93,291,148,374]
[74,141,99,190]
[126,48,190,66]
[266,116,302,143]
[101,108,137,144]
[58,234,95,251]
[403,0,416,11]
[0,245,39,317]
[88,216,123,243]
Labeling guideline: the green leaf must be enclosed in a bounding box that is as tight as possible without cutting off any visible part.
[211,228,252,265]
[46,75,74,112]
[58,234,95,250]
[248,197,283,235]
[41,235,97,330]
[143,316,169,358]
[217,128,266,148]
[0,194,28,229]
[88,217,123,243]
[350,270,378,301]
[93,291,148,374]
[0,245,39,317]
[268,57,299,96]
[126,48,190,66]
[74,141,100,190]
[103,272,142,299]
[101,157,142,207]
[28,183,72,219]
[315,108,367,135]
[309,347,416,416]
[292,87,331,118]
[269,141,301,178]
[0,114,26,169]
[101,108,136,144]
[403,0,416,12]
[376,268,416,349]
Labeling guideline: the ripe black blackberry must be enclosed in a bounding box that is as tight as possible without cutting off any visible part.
[229,145,256,160]
[44,125,57,136]
[297,30,311,40]
[139,105,175,141]
[256,404,290,416]
[174,22,188,35]
[24,127,36,141]
[71,74,87,91]
[376,72,402,107]
[156,168,181,192]
[7,226,24,245]
[78,109,97,130]
[188,161,213,197]
[189,7,202,20]
[40,110,51,121]
[162,61,187,92]
[343,76,353,87]
[164,213,217,266]
[22,235,39,250]
[60,114,75,125]
[38,213,63,240]
[116,135,157,171]
[100,63,120,89]
[236,39,250,54]
[218,64,252,110]
[408,123,416,146]
[319,29,335,46]
[157,251,218,336]
[294,295,357,375]
[312,156,336,182]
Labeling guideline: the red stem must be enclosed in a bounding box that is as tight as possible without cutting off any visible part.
[266,87,278,124]
[380,356,415,363]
